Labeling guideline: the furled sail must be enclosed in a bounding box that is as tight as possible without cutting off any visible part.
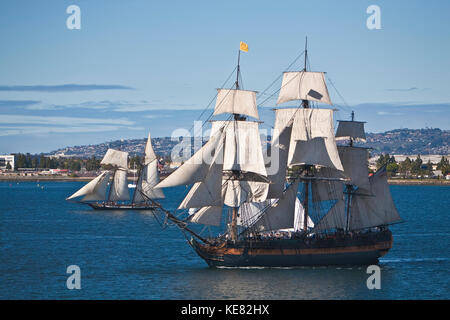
[338,146,371,191]
[133,160,165,202]
[277,71,332,105]
[108,168,130,201]
[251,182,299,231]
[66,171,111,201]
[349,167,402,230]
[213,89,259,119]
[335,121,366,142]
[154,129,224,188]
[187,206,223,226]
[100,149,128,169]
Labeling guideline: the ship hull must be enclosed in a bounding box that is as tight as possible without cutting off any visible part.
[189,230,392,267]
[87,203,157,210]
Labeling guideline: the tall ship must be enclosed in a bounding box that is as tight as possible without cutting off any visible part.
[154,41,402,267]
[66,132,164,210]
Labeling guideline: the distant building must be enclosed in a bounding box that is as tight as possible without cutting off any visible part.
[0,155,14,171]
[369,154,450,165]
[49,169,69,175]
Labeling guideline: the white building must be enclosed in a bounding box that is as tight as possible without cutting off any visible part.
[0,155,15,170]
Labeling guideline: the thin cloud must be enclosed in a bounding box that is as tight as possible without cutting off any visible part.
[0,100,41,107]
[25,100,199,112]
[0,114,134,126]
[386,87,419,92]
[0,125,143,136]
[0,84,133,92]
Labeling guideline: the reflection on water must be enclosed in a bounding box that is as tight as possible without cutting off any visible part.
[0,182,449,299]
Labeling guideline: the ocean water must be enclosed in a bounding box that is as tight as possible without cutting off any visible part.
[0,181,449,300]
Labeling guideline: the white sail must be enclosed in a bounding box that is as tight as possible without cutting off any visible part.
[266,108,296,198]
[155,129,224,188]
[338,146,370,191]
[100,149,128,169]
[188,206,223,226]
[108,168,130,201]
[277,71,332,105]
[349,167,402,230]
[213,89,259,119]
[287,109,343,170]
[222,120,267,177]
[133,160,165,202]
[223,179,269,207]
[291,108,334,141]
[178,160,224,209]
[144,132,157,165]
[288,137,343,170]
[66,171,111,201]
[237,200,276,226]
[252,182,299,231]
[312,199,347,231]
[335,121,366,142]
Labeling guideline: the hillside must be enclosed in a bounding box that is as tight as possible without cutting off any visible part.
[360,128,449,155]
[48,128,449,159]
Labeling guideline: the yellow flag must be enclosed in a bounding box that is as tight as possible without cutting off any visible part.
[239,41,249,52]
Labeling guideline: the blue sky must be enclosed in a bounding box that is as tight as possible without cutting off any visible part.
[0,0,449,153]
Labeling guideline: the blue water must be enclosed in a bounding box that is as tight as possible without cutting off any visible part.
[0,181,449,299]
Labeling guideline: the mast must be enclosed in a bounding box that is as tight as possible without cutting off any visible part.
[302,36,310,232]
[345,111,355,231]
[131,163,142,204]
[107,169,116,202]
[231,49,242,241]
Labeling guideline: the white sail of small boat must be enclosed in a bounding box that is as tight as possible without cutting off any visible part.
[66,132,163,209]
[132,132,165,203]
[66,149,128,203]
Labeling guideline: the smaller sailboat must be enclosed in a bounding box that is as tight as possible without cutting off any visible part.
[66,132,164,210]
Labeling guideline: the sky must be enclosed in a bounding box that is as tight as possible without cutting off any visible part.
[0,0,449,154]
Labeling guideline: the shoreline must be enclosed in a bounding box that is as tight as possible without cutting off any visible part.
[387,179,450,186]
[0,176,449,186]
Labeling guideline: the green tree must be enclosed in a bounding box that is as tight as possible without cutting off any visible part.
[437,156,450,175]
[386,162,399,177]
[411,155,423,175]
[86,156,100,171]
[376,153,395,169]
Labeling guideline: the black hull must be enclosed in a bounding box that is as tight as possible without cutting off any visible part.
[87,203,157,210]
[189,230,393,267]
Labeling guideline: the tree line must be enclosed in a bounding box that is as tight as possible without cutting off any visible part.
[13,154,101,171]
[375,154,449,177]
[12,153,148,172]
